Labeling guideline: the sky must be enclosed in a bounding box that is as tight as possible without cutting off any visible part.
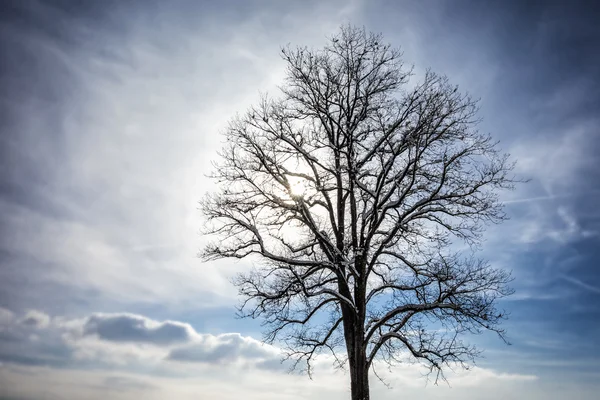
[0,0,599,399]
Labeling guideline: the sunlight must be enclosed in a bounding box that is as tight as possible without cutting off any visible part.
[288,176,309,197]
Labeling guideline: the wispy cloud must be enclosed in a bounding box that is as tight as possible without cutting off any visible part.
[517,206,597,245]
[0,0,360,313]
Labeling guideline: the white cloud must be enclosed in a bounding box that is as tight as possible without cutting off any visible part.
[0,355,548,400]
[0,357,563,400]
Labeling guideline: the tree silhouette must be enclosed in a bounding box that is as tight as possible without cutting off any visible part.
[201,25,516,400]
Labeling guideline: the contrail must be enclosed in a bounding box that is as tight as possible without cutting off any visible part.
[503,190,600,205]
[561,275,600,294]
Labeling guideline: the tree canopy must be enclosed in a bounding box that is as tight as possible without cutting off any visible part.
[201,25,516,400]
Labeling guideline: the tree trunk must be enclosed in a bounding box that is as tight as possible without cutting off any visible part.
[347,255,369,400]
[349,343,369,400]
[344,306,369,400]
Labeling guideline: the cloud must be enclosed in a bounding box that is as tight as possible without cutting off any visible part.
[0,308,285,372]
[167,332,282,368]
[0,0,361,318]
[18,310,50,329]
[0,308,552,400]
[2,308,539,384]
[510,124,597,196]
[0,357,548,400]
[78,313,285,370]
[0,309,72,368]
[82,313,197,345]
[0,307,13,325]
[102,376,159,392]
[517,206,597,245]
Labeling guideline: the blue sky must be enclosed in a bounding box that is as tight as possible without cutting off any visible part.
[1,0,599,398]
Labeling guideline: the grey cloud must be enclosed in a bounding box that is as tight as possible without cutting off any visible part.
[0,307,13,324]
[83,313,197,345]
[80,314,287,369]
[0,309,72,367]
[0,310,196,368]
[1,308,287,372]
[18,310,50,329]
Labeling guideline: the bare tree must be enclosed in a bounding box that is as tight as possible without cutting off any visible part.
[201,25,516,400]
